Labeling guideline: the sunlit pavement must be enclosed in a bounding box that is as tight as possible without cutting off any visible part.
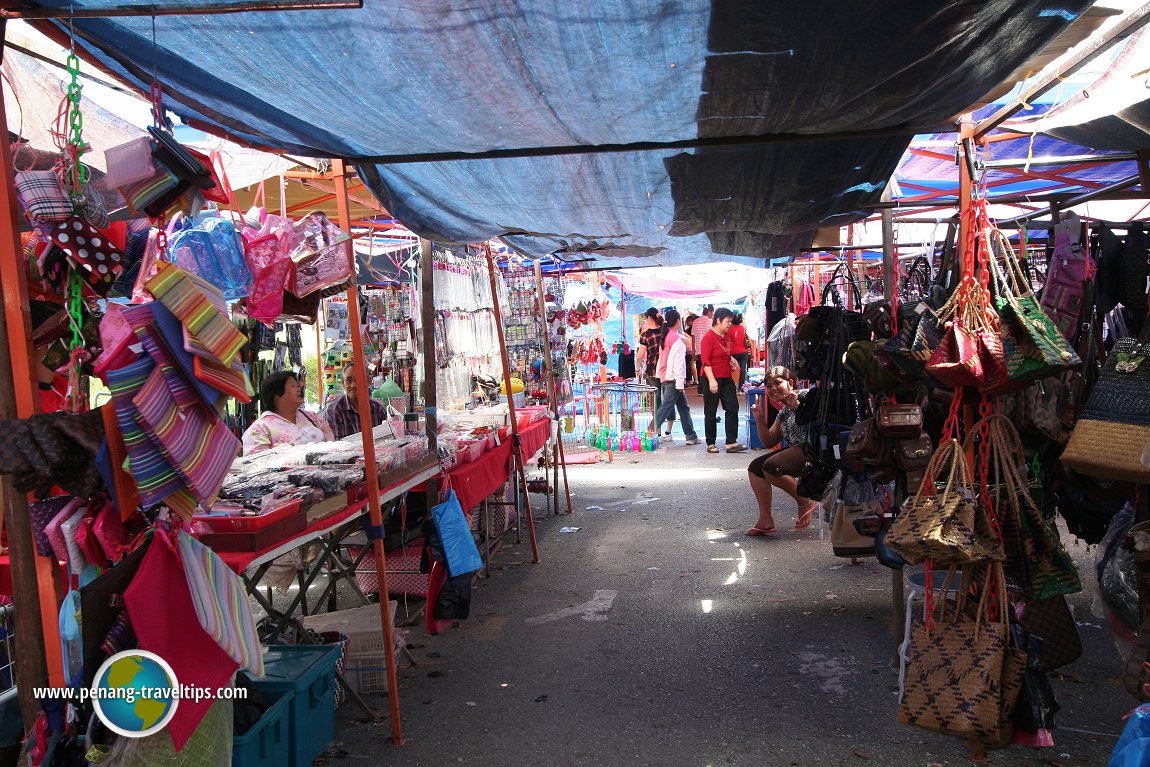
[337,393,1129,766]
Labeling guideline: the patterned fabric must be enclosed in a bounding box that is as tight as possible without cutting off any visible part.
[146,262,247,366]
[778,390,810,447]
[105,356,196,518]
[133,366,238,505]
[690,316,712,347]
[640,327,660,377]
[323,393,388,440]
[178,530,264,677]
[14,170,72,222]
[49,217,124,295]
[241,409,334,454]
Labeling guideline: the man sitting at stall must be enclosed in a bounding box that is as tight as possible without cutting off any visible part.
[324,362,388,440]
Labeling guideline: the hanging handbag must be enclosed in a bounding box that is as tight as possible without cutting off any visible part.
[1118,223,1149,320]
[981,415,1082,600]
[895,433,932,472]
[1018,595,1082,672]
[168,216,251,301]
[1061,327,1150,484]
[831,500,878,558]
[885,439,1005,566]
[1038,212,1088,341]
[986,232,1080,382]
[899,563,1026,747]
[876,403,922,438]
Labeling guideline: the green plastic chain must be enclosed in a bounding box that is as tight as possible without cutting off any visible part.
[64,51,89,187]
[67,270,84,351]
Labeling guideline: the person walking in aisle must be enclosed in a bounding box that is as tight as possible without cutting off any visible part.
[700,308,746,453]
[729,312,751,391]
[638,308,664,415]
[691,305,714,392]
[744,366,818,535]
[652,309,698,444]
[682,312,697,386]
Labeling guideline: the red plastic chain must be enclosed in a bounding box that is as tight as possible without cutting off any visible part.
[941,387,964,441]
[154,214,168,261]
[889,243,901,335]
[150,81,165,129]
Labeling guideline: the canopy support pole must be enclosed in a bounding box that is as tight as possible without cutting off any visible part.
[533,260,573,516]
[332,159,404,744]
[484,244,540,563]
[0,70,64,714]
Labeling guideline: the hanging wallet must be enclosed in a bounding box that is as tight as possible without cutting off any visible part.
[876,403,923,438]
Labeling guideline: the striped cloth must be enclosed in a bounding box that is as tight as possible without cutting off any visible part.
[147,262,247,366]
[133,365,238,506]
[148,302,224,407]
[105,356,197,519]
[178,530,264,677]
[123,304,202,411]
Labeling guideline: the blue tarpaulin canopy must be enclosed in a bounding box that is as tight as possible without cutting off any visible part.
[28,0,1093,264]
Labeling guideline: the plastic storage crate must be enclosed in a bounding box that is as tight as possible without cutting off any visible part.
[746,416,765,450]
[746,387,765,416]
[232,689,293,767]
[257,646,341,767]
[301,602,398,694]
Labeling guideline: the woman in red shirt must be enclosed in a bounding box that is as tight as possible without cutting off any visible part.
[728,313,750,390]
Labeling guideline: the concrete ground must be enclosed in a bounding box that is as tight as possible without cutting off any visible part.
[329,391,1133,767]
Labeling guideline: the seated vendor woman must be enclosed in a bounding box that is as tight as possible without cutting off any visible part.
[241,369,334,454]
[744,366,818,536]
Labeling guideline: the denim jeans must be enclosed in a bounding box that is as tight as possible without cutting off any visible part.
[655,382,697,440]
[702,377,740,446]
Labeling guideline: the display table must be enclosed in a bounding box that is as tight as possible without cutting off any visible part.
[217,457,442,574]
[444,418,551,511]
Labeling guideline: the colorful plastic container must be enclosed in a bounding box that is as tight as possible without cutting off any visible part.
[256,645,341,767]
[232,689,293,767]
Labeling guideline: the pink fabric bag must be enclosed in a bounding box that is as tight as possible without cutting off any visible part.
[45,497,85,562]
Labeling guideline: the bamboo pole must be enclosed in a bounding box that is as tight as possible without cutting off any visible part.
[332,159,403,743]
[533,260,574,516]
[483,244,540,563]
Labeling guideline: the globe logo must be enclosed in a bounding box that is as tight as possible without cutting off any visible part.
[90,651,179,738]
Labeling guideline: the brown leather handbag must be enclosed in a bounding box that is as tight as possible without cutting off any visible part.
[896,433,933,472]
[876,403,923,438]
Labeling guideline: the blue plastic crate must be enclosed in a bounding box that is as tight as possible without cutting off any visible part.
[232,689,293,767]
[746,388,765,417]
[257,645,341,767]
[746,416,766,450]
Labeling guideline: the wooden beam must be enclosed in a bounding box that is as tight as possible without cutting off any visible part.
[0,67,64,707]
[3,1,363,18]
[975,2,1150,138]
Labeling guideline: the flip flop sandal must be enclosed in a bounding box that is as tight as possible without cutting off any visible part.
[707,445,719,453]
[745,526,778,537]
[793,503,817,531]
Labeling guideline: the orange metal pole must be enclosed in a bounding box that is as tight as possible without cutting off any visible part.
[484,244,540,563]
[0,82,64,694]
[332,159,404,743]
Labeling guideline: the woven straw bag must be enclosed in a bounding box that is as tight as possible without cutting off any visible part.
[986,231,1080,382]
[886,440,1004,566]
[899,563,1026,747]
[1061,334,1150,483]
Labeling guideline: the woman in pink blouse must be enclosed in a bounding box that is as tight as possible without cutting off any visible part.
[241,370,335,454]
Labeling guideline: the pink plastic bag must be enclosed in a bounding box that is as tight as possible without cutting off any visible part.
[244,234,292,325]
